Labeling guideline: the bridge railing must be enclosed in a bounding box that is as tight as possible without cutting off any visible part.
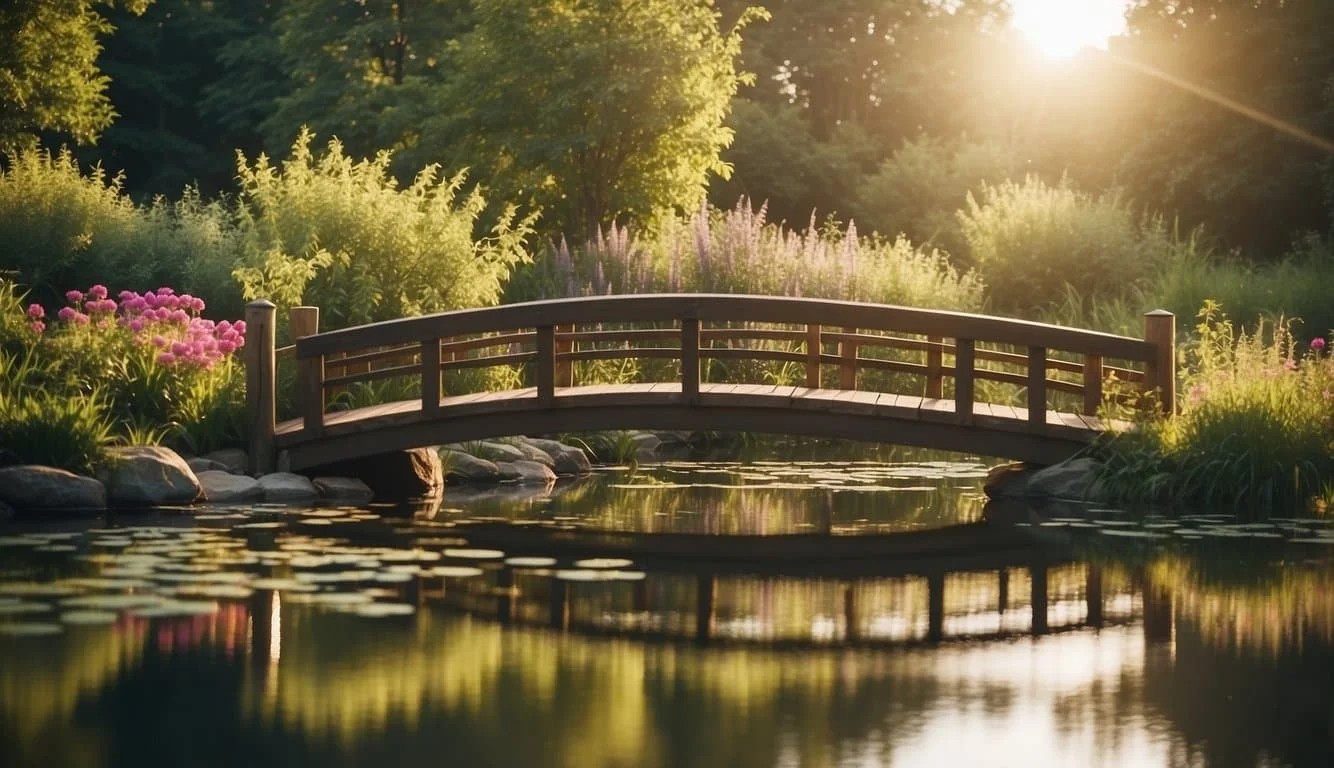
[243,295,1174,473]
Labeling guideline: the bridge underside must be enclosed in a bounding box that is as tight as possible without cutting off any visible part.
[276,383,1101,470]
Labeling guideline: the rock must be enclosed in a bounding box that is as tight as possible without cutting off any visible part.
[105,446,200,506]
[631,432,662,460]
[521,438,593,476]
[202,448,249,474]
[439,449,502,483]
[258,472,318,502]
[1025,457,1105,501]
[303,448,443,501]
[469,441,529,464]
[983,462,1033,499]
[496,462,524,483]
[197,471,263,503]
[187,457,230,475]
[313,477,374,503]
[498,460,558,486]
[0,466,107,510]
[508,439,555,468]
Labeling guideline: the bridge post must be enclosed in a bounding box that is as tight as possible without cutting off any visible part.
[955,338,975,424]
[244,300,277,475]
[681,318,700,402]
[839,326,857,389]
[805,324,822,388]
[925,336,943,398]
[537,325,556,404]
[1144,310,1176,415]
[1027,346,1047,429]
[1082,354,1104,415]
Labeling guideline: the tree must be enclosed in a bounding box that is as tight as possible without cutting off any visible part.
[434,0,766,239]
[0,0,152,156]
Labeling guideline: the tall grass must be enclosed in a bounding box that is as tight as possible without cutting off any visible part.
[510,198,984,309]
[1094,303,1333,515]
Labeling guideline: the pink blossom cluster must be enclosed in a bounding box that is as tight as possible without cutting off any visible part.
[41,285,245,369]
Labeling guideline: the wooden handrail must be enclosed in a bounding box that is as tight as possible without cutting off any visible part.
[258,295,1174,445]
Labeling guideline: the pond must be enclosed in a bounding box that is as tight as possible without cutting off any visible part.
[2,449,1332,767]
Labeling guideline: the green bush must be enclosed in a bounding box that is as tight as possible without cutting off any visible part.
[958,176,1173,314]
[854,134,1020,257]
[0,148,243,312]
[232,131,537,332]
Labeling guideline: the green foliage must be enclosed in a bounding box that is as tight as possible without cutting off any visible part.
[0,0,153,155]
[958,176,1174,314]
[435,0,766,239]
[854,134,1021,257]
[0,148,244,311]
[1095,303,1334,515]
[231,132,535,330]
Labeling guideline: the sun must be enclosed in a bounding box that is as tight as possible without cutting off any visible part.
[1010,0,1129,59]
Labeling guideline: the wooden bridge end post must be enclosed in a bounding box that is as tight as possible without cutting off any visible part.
[681,317,700,402]
[536,324,556,405]
[244,300,277,475]
[1144,310,1176,415]
[925,335,943,399]
[839,326,857,390]
[1027,346,1047,430]
[805,324,822,388]
[955,338,975,424]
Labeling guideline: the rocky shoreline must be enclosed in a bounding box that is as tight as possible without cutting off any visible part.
[0,434,622,518]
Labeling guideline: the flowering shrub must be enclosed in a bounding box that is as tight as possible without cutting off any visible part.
[1096,302,1334,515]
[1,279,249,468]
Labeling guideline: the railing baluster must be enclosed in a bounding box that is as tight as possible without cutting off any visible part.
[421,337,441,416]
[925,335,943,399]
[1027,346,1047,429]
[955,338,974,423]
[1082,354,1103,415]
[554,323,574,388]
[806,324,822,388]
[840,326,857,390]
[537,324,556,404]
[681,317,700,402]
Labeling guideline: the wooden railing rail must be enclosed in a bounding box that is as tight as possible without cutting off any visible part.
[244,295,1175,472]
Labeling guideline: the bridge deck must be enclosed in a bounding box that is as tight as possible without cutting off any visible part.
[275,383,1113,468]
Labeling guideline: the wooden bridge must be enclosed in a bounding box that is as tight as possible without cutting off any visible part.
[242,294,1175,473]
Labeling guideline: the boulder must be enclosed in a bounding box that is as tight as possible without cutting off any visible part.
[521,438,593,476]
[313,477,374,503]
[188,457,230,475]
[1025,457,1105,501]
[631,432,662,460]
[0,465,107,510]
[469,441,529,464]
[105,446,200,506]
[303,448,443,501]
[440,449,502,483]
[258,472,318,503]
[197,471,263,503]
[982,462,1033,499]
[201,448,249,474]
[498,459,558,486]
[521,437,570,461]
[508,439,556,468]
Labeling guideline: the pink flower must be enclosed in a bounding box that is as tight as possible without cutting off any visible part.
[29,321,44,334]
[171,341,189,356]
[128,318,144,333]
[26,303,43,319]
[72,312,90,325]
[157,352,176,365]
[151,335,167,347]
[87,284,108,301]
[1313,337,1327,353]
[216,340,236,354]
[57,306,78,322]
[65,290,83,303]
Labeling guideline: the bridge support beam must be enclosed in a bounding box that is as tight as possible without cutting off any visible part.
[1144,310,1176,415]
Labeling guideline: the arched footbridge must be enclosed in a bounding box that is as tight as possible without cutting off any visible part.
[242,295,1175,473]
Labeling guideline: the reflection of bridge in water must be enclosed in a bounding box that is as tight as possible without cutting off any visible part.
[363,524,1177,647]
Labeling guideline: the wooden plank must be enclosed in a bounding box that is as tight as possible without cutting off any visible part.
[925,335,943,398]
[554,324,574,388]
[298,355,325,437]
[840,325,857,389]
[1027,346,1046,430]
[536,325,555,404]
[955,339,975,424]
[1083,355,1103,415]
[806,324,821,388]
[421,338,441,417]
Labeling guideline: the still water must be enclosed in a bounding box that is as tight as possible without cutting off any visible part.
[1,454,1332,767]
